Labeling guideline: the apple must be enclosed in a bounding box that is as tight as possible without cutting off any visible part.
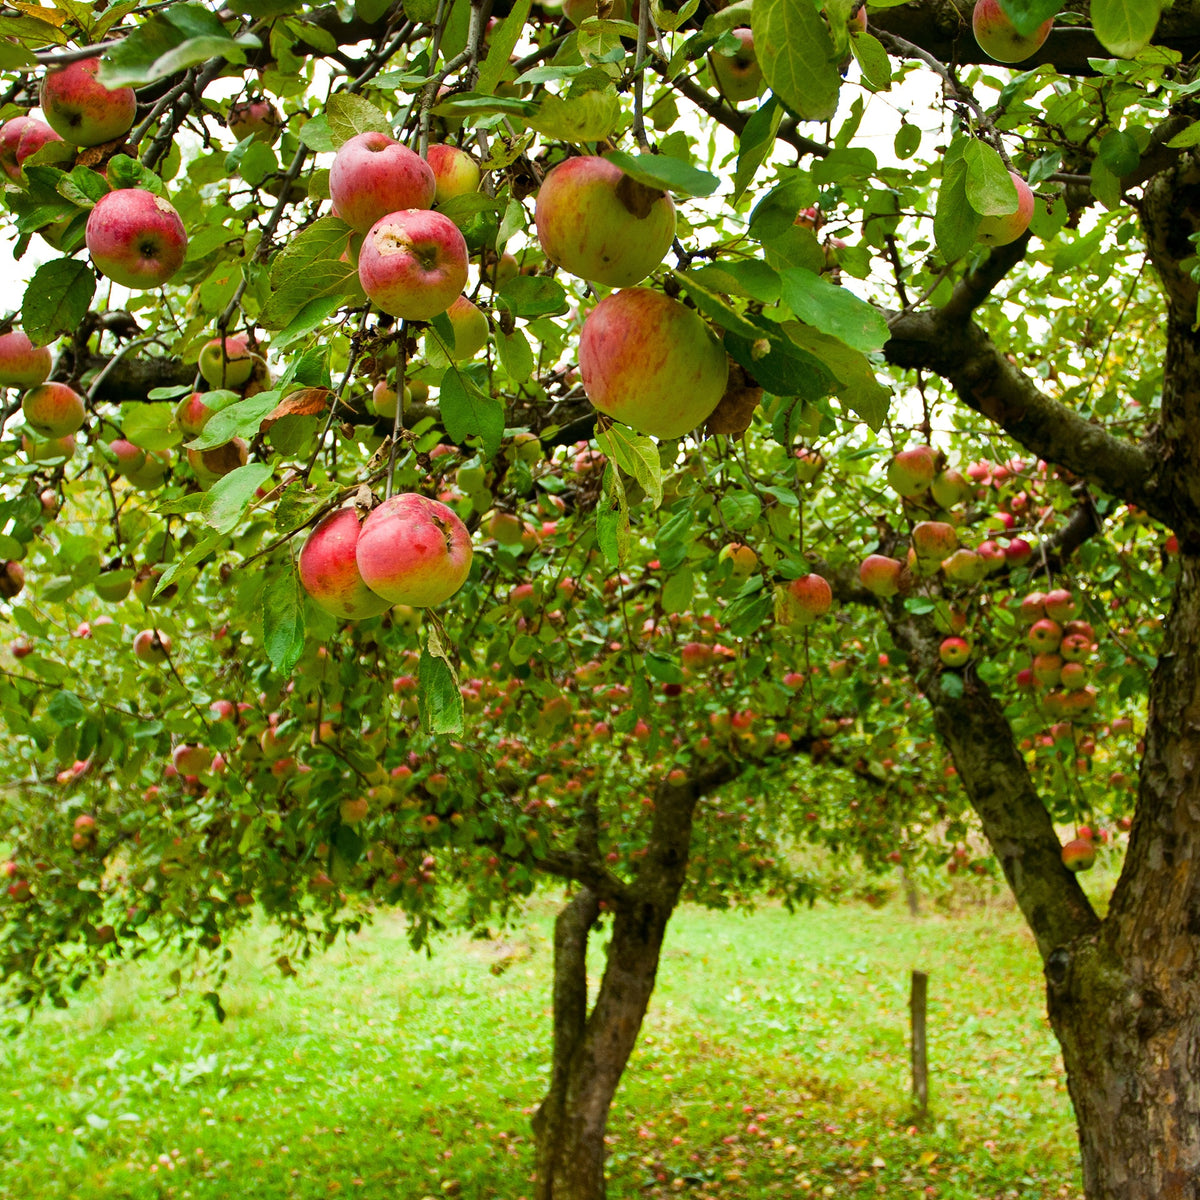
[859,553,903,597]
[1060,632,1092,662]
[355,493,473,607]
[939,636,971,667]
[173,744,212,775]
[911,520,958,567]
[709,29,762,104]
[0,116,63,181]
[775,573,832,627]
[85,189,188,290]
[1043,588,1077,623]
[941,548,988,585]
[175,390,234,436]
[426,143,481,204]
[23,432,75,462]
[197,336,256,389]
[40,57,136,146]
[535,156,676,288]
[133,629,172,664]
[227,99,282,145]
[341,797,369,824]
[887,445,937,497]
[94,569,132,601]
[298,506,392,620]
[719,542,757,579]
[0,329,52,388]
[22,381,85,437]
[1005,537,1033,565]
[358,208,469,320]
[1061,836,1095,872]
[187,438,248,485]
[578,288,728,439]
[436,294,489,360]
[0,561,24,599]
[930,467,971,509]
[330,131,437,234]
[1027,618,1063,653]
[1031,652,1063,688]
[370,379,409,419]
[972,0,1052,64]
[977,172,1035,246]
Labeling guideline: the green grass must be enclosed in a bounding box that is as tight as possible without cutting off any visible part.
[0,896,1082,1199]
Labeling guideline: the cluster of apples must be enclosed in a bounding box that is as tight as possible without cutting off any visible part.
[0,327,88,470]
[1013,588,1099,719]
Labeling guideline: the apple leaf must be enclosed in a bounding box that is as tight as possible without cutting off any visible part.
[153,534,223,597]
[261,216,362,330]
[934,140,981,262]
[325,93,392,148]
[850,32,892,92]
[22,258,94,346]
[733,95,783,203]
[528,91,621,142]
[603,150,720,198]
[996,0,1062,37]
[595,464,631,567]
[187,393,278,451]
[105,155,165,195]
[751,0,841,122]
[672,270,764,341]
[784,324,890,431]
[496,329,534,383]
[98,4,260,87]
[438,369,505,460]
[963,140,1018,216]
[122,402,184,451]
[1090,0,1161,58]
[263,558,306,676]
[419,625,464,735]
[778,268,889,354]
[496,276,568,319]
[477,0,531,95]
[597,425,663,508]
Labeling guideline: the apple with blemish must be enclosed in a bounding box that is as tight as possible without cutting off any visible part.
[86,189,188,289]
[40,57,136,146]
[133,629,171,664]
[535,156,676,288]
[775,573,833,627]
[718,543,757,579]
[227,99,282,145]
[330,131,436,234]
[187,438,248,485]
[709,28,762,104]
[358,208,469,320]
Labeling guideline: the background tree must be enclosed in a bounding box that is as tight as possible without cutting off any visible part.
[0,1,1193,1198]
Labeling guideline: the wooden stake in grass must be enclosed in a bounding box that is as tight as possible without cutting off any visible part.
[911,969,929,1117]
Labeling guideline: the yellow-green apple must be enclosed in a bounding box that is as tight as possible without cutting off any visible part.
[578,288,728,439]
[1032,652,1063,688]
[340,796,369,824]
[940,548,988,585]
[0,116,63,180]
[175,389,235,436]
[718,542,757,578]
[0,561,24,599]
[887,444,937,497]
[187,438,248,485]
[298,506,392,620]
[355,493,473,607]
[197,336,255,389]
[370,379,409,419]
[774,573,832,627]
[1061,835,1095,872]
[173,744,212,775]
[425,143,481,204]
[133,628,171,663]
[435,294,488,360]
[534,156,676,288]
[22,381,85,436]
[227,99,282,145]
[94,569,132,601]
[930,467,970,509]
[85,189,188,289]
[709,29,762,104]
[977,172,1035,246]
[23,432,74,461]
[911,520,957,570]
[0,330,52,387]
[330,131,436,233]
[859,553,903,597]
[1061,661,1089,690]
[938,636,971,667]
[972,0,1052,63]
[39,57,136,146]
[358,208,469,320]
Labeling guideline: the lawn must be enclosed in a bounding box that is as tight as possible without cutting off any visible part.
[0,893,1082,1199]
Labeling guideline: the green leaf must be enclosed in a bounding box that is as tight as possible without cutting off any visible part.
[894,121,922,160]
[261,215,362,329]
[661,566,693,614]
[477,0,531,95]
[496,329,534,383]
[274,295,346,352]
[734,95,783,203]
[496,276,568,318]
[123,401,183,451]
[298,115,335,153]
[355,0,392,19]
[778,268,889,353]
[263,559,305,675]
[603,150,720,198]
[850,32,892,91]
[996,0,1061,37]
[105,154,165,194]
[528,91,621,142]
[98,4,261,87]
[22,259,94,346]
[672,270,763,341]
[188,394,277,450]
[1098,130,1140,176]
[1166,123,1200,149]
[325,93,392,148]
[46,690,85,725]
[201,463,273,534]
[596,425,663,508]
[963,140,1018,216]
[751,0,842,122]
[785,323,890,430]
[56,167,108,208]
[419,625,464,735]
[1090,0,1159,58]
[934,140,981,262]
[438,370,505,459]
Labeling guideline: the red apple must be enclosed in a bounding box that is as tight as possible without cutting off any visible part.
[972,0,1052,63]
[0,561,24,599]
[426,143,481,204]
[578,288,728,439]
[133,629,171,663]
[358,208,469,320]
[0,116,63,180]
[535,156,676,288]
[298,506,392,620]
[775,573,832,627]
[0,329,52,387]
[1061,836,1095,872]
[977,172,1035,246]
[330,131,436,234]
[911,520,958,567]
[40,57,136,146]
[859,553,903,597]
[1027,618,1063,653]
[85,189,188,290]
[175,390,234,436]
[355,493,473,607]
[22,381,85,437]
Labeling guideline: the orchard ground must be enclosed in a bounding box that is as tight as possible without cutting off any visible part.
[0,889,1085,1200]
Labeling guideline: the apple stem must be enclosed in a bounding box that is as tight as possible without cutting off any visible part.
[386,319,410,501]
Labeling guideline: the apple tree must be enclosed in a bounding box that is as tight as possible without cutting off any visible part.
[0,0,1195,1197]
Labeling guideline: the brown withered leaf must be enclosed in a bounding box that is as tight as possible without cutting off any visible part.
[705,360,763,437]
[261,387,330,432]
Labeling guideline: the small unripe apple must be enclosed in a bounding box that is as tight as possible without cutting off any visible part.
[298,506,392,620]
[330,131,437,234]
[426,143,481,204]
[85,189,188,290]
[718,542,757,579]
[0,116,63,181]
[0,329,52,388]
[22,381,85,437]
[435,294,489,361]
[977,172,1035,247]
[972,0,1052,64]
[535,157,676,289]
[358,209,469,320]
[133,629,171,663]
[40,57,136,146]
[930,468,970,510]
